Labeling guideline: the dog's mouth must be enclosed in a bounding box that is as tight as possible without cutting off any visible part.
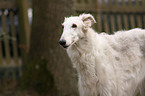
[59,38,79,49]
[62,45,69,49]
[67,40,79,49]
[63,40,78,49]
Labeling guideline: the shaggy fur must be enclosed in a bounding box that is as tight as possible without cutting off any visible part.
[59,14,145,96]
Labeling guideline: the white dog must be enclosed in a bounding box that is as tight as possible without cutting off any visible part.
[59,14,145,96]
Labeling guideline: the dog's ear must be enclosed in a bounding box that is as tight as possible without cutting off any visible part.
[79,14,96,29]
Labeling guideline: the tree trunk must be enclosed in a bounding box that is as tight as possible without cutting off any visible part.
[22,0,78,95]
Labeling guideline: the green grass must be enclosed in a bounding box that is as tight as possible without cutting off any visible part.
[136,92,141,96]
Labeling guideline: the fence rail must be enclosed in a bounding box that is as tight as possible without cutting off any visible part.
[74,0,145,33]
[0,1,16,9]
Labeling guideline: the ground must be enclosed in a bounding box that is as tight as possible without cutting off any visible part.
[0,80,39,96]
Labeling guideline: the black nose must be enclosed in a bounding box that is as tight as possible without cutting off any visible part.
[59,40,66,46]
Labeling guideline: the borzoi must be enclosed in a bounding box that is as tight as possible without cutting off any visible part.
[59,14,145,96]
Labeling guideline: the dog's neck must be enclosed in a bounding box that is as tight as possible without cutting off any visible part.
[67,28,99,93]
[67,28,99,70]
[73,28,96,53]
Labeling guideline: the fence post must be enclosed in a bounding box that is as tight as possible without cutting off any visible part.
[16,0,30,75]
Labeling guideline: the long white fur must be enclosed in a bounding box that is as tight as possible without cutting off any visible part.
[59,14,145,96]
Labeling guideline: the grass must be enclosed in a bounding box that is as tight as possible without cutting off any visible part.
[136,92,141,96]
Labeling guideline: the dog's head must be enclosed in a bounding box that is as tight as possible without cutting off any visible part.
[59,14,96,49]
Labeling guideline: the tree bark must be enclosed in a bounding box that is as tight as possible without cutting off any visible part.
[22,0,78,95]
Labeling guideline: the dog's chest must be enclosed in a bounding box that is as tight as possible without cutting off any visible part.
[68,48,98,90]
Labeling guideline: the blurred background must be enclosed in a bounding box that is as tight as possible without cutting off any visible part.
[0,0,144,96]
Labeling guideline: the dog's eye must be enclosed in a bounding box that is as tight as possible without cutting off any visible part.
[72,24,77,28]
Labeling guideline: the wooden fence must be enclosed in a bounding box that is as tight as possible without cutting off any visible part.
[73,0,145,34]
[0,0,30,80]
